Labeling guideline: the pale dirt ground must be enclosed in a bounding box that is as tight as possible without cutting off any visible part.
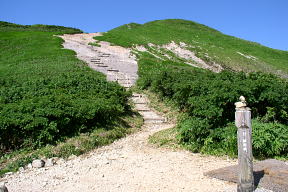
[2,33,239,192]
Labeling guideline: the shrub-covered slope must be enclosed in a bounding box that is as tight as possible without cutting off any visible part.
[96,19,288,159]
[0,22,131,154]
[96,19,288,76]
[0,21,82,33]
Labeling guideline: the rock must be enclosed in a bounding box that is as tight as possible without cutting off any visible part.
[68,155,77,160]
[42,181,48,187]
[56,158,65,165]
[18,167,25,172]
[0,182,8,192]
[27,163,33,169]
[4,172,12,176]
[44,159,55,167]
[32,160,45,168]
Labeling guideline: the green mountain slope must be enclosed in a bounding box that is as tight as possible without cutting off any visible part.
[0,21,83,33]
[96,19,288,77]
[97,19,288,159]
[0,22,134,163]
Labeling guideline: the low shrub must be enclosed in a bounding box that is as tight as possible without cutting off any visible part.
[0,23,131,153]
[141,65,288,158]
[197,120,288,158]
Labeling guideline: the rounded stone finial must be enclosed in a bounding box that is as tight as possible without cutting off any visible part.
[235,96,247,109]
[239,96,245,102]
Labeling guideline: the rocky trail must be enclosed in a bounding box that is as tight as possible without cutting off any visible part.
[1,33,242,192]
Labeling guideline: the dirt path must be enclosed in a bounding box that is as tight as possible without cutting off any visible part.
[2,33,238,192]
[60,33,138,88]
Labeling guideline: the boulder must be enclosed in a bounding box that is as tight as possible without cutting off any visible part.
[32,159,45,168]
[18,167,24,172]
[27,163,33,169]
[44,158,55,167]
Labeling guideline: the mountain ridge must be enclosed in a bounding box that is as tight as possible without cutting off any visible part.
[95,19,288,77]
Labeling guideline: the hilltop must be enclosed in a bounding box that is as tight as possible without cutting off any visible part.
[96,19,288,77]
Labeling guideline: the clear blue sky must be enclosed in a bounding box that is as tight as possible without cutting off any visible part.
[1,0,287,51]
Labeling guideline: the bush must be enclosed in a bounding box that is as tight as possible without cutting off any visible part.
[199,120,288,158]
[252,120,288,158]
[178,116,211,152]
[141,65,288,158]
[0,24,130,153]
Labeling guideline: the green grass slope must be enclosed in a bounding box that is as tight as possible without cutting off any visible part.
[0,22,137,157]
[0,22,144,176]
[96,19,288,76]
[97,19,288,159]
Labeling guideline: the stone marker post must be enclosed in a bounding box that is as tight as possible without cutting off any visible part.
[235,96,254,192]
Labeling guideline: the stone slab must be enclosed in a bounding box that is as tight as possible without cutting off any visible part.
[204,159,288,192]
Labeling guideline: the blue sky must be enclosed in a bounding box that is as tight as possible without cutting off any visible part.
[1,0,287,51]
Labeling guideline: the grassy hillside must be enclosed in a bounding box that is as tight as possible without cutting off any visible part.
[96,19,288,159]
[0,21,82,33]
[0,22,142,175]
[96,19,288,76]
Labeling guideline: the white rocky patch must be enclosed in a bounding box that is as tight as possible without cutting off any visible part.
[135,41,223,72]
[237,51,258,60]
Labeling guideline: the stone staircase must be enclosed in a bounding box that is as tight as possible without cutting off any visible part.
[89,51,165,123]
[61,34,164,123]
[131,94,166,124]
[89,53,137,88]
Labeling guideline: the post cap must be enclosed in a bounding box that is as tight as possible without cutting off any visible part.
[235,96,247,109]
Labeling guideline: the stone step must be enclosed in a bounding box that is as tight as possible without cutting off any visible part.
[144,118,165,124]
[117,80,130,84]
[94,63,104,65]
[99,55,110,57]
[137,108,150,112]
[135,104,150,111]
[118,82,131,86]
[133,102,147,104]
[132,93,143,98]
[131,98,147,104]
[117,78,137,81]
[123,84,132,88]
[91,60,103,63]
[139,111,165,121]
[96,65,108,67]
[107,69,119,72]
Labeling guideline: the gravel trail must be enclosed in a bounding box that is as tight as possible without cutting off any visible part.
[2,33,239,192]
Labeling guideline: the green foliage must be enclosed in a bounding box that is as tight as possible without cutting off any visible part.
[0,21,82,34]
[0,113,143,176]
[88,41,101,47]
[140,64,288,158]
[94,18,288,159]
[0,23,130,153]
[252,120,288,158]
[200,120,288,158]
[96,19,288,76]
[178,116,211,152]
